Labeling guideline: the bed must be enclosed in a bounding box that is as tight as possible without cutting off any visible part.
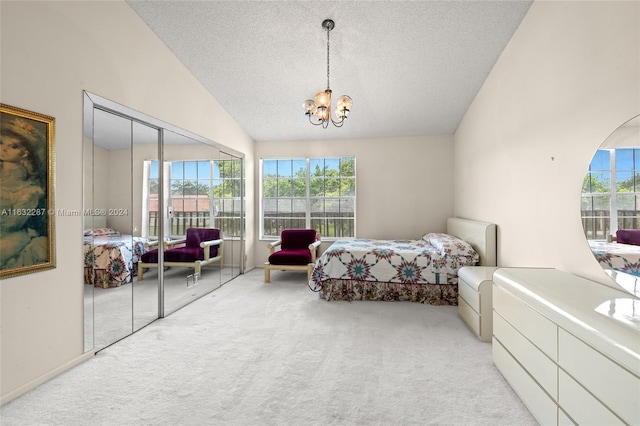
[84,227,149,288]
[308,217,497,305]
[588,232,640,296]
[589,239,640,276]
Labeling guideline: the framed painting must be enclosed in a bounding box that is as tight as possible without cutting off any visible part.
[0,104,56,279]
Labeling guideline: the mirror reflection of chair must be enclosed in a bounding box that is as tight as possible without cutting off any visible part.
[138,228,223,281]
[264,229,321,283]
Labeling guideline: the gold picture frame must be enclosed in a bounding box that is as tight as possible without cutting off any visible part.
[0,103,56,279]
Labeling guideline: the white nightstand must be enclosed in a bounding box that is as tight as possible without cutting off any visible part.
[457,266,498,342]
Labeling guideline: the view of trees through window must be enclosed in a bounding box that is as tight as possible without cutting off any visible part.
[262,157,356,238]
[146,159,243,238]
[582,148,640,239]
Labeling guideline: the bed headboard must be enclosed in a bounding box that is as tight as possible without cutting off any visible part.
[446,217,497,267]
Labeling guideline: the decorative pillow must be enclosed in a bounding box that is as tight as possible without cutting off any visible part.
[91,228,120,237]
[422,233,478,258]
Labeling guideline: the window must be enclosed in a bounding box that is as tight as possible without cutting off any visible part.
[213,158,244,238]
[582,148,640,240]
[170,160,212,235]
[143,159,243,238]
[261,157,356,238]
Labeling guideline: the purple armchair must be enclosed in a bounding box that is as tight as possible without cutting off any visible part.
[138,228,223,281]
[616,229,640,246]
[264,229,321,283]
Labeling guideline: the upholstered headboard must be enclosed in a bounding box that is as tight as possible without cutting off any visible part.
[446,217,497,266]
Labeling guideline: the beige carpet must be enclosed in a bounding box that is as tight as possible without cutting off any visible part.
[1,269,537,425]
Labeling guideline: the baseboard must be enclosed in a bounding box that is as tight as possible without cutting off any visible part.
[1,350,95,406]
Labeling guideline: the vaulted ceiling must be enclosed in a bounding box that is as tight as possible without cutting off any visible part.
[127,1,533,142]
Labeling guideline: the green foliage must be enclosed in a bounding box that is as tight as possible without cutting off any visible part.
[582,173,609,194]
[213,159,242,198]
[263,158,355,198]
[616,173,640,193]
[171,180,210,196]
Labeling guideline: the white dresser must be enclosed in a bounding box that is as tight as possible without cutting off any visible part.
[492,268,640,426]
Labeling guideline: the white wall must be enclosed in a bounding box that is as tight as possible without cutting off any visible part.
[255,135,455,262]
[455,0,640,290]
[0,1,255,403]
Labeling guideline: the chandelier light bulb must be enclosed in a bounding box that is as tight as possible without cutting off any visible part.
[336,95,352,117]
[302,99,316,115]
[315,90,331,109]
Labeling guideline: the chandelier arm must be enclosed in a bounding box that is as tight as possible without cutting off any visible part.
[307,114,324,126]
[330,116,346,127]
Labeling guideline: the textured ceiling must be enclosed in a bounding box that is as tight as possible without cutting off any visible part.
[127,1,532,142]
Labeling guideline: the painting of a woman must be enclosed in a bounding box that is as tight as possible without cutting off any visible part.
[0,105,55,278]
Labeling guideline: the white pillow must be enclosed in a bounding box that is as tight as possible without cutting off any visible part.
[422,233,478,259]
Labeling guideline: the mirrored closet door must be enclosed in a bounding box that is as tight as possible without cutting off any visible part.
[84,92,245,352]
[216,150,244,285]
[161,129,223,315]
[84,106,160,351]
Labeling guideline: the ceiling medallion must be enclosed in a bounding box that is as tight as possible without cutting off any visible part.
[302,19,352,128]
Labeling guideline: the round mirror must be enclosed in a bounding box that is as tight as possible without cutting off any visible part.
[582,115,640,297]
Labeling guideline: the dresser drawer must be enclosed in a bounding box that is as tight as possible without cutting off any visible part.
[458,266,497,312]
[458,278,481,313]
[493,284,557,361]
[494,312,558,399]
[493,338,558,426]
[458,295,480,337]
[559,329,640,425]
[558,369,625,426]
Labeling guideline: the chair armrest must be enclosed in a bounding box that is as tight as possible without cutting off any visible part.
[201,238,223,261]
[165,238,186,248]
[267,239,282,255]
[144,240,160,249]
[309,240,322,263]
[200,238,223,248]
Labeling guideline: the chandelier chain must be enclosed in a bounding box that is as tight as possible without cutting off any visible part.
[326,25,331,91]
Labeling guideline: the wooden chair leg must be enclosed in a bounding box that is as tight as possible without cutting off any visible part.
[307,263,313,281]
[265,263,271,283]
[138,263,144,281]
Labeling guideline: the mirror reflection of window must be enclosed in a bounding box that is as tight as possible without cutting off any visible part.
[582,148,640,241]
[582,149,611,240]
[143,159,242,240]
[582,114,640,298]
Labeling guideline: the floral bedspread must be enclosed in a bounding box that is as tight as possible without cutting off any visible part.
[84,235,148,288]
[589,240,640,276]
[309,238,479,292]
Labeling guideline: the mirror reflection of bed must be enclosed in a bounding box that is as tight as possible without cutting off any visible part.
[588,232,640,297]
[582,115,640,297]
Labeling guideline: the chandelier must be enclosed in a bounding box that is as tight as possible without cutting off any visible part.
[302,19,352,128]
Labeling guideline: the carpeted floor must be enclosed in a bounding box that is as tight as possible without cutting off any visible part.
[1,269,537,426]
